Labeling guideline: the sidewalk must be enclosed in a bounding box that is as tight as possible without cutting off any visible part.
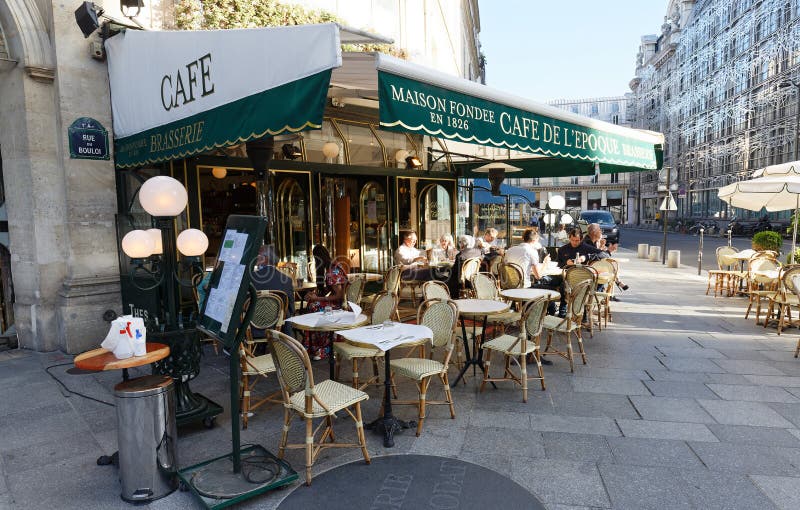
[2,249,800,509]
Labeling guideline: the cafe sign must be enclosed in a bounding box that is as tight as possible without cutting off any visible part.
[377,55,662,170]
[105,24,342,168]
[68,117,110,160]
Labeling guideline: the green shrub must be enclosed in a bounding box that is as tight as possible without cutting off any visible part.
[752,230,782,252]
[786,248,800,264]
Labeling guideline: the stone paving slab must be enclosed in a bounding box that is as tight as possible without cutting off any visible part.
[541,432,614,463]
[570,376,651,396]
[707,383,800,403]
[512,458,610,508]
[708,424,800,447]
[598,463,693,510]
[616,419,719,442]
[529,414,621,437]
[629,396,717,423]
[689,442,800,476]
[643,380,721,399]
[751,475,800,510]
[606,437,703,468]
[698,399,797,428]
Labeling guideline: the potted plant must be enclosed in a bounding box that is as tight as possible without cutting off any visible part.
[752,230,782,253]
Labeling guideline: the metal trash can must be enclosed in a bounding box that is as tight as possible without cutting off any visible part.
[114,374,178,503]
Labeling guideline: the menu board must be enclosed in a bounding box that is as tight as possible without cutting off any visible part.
[197,215,266,349]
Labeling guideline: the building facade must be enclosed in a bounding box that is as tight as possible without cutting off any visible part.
[0,0,480,353]
[630,0,800,224]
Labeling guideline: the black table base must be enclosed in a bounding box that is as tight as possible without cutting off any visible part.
[451,315,496,388]
[364,347,416,447]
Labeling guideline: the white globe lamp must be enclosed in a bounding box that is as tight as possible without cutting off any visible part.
[560,213,574,225]
[394,149,409,163]
[322,142,340,160]
[139,176,189,217]
[176,229,209,257]
[548,194,566,211]
[121,230,155,259]
[145,228,163,255]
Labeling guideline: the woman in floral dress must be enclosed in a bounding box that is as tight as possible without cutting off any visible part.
[304,245,348,359]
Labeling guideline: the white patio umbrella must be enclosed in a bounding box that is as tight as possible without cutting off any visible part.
[718,161,800,262]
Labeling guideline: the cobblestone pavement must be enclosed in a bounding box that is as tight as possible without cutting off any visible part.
[2,248,800,509]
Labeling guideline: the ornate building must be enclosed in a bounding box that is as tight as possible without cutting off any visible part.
[630,0,800,223]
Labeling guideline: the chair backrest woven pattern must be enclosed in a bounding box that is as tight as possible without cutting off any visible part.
[488,255,503,277]
[268,329,311,396]
[422,281,450,301]
[472,273,498,300]
[750,255,779,273]
[346,275,365,305]
[567,280,593,322]
[419,299,458,348]
[522,295,549,339]
[251,292,284,330]
[385,265,402,294]
[498,262,524,290]
[564,265,596,293]
[371,291,398,324]
[781,265,800,295]
[461,257,482,284]
[716,246,739,269]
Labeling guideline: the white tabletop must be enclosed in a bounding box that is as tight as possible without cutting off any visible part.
[729,250,758,260]
[285,311,369,331]
[500,288,560,301]
[453,299,510,317]
[348,272,383,282]
[337,322,433,351]
[541,262,563,276]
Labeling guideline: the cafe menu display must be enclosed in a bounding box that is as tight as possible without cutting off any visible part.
[197,215,266,348]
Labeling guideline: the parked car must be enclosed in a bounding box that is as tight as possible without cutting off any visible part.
[578,210,620,244]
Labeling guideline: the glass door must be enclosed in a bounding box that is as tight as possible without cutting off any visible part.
[359,181,389,273]
[418,183,453,249]
[277,177,310,280]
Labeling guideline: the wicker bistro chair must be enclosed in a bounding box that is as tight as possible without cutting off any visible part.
[563,265,599,336]
[239,292,284,428]
[459,257,482,298]
[389,299,459,437]
[590,258,619,329]
[542,280,593,372]
[744,254,781,324]
[333,292,398,389]
[498,262,525,290]
[707,246,741,297]
[345,274,366,308]
[763,265,800,334]
[269,330,370,486]
[480,296,550,402]
[422,280,450,301]
[472,272,521,335]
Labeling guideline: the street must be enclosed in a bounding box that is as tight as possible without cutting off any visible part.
[619,227,795,271]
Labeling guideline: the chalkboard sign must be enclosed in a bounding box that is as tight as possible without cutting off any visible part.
[197,215,266,349]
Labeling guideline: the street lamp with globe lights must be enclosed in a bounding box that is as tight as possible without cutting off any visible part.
[120,175,220,426]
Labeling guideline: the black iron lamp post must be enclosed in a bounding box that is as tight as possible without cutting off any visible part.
[121,175,222,427]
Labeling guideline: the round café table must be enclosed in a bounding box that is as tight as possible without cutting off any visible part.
[74,342,171,466]
[338,322,432,447]
[451,299,510,387]
[287,311,369,379]
[500,288,561,303]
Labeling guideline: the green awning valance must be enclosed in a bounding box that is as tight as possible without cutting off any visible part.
[376,55,663,171]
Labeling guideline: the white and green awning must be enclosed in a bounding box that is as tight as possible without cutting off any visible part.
[105,24,343,168]
[373,54,663,171]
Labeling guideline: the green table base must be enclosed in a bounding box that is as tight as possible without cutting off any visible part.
[178,445,298,509]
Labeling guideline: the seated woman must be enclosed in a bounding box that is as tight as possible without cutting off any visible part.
[304,245,348,360]
[447,234,483,298]
[430,233,457,262]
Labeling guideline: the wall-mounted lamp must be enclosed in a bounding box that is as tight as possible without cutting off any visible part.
[282,144,302,160]
[395,149,409,163]
[405,155,423,169]
[120,0,144,17]
[211,167,227,179]
[74,1,141,39]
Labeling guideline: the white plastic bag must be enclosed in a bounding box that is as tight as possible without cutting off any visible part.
[100,316,147,359]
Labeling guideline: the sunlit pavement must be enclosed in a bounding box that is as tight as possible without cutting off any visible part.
[2,249,800,509]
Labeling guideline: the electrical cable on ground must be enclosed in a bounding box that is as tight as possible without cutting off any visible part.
[45,362,115,407]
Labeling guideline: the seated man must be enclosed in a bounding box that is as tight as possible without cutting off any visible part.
[447,234,483,298]
[504,229,549,288]
[582,222,627,295]
[395,230,430,281]
[476,227,500,254]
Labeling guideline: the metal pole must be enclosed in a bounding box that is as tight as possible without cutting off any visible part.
[662,166,671,264]
[505,194,512,249]
[468,183,474,236]
[727,229,732,247]
[698,228,704,275]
